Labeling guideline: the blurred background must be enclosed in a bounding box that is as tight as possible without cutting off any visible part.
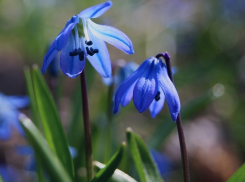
[0,0,245,181]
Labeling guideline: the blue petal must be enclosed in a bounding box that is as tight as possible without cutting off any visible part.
[69,147,78,158]
[133,61,158,113]
[102,76,113,86]
[156,61,180,121]
[87,20,134,54]
[87,27,111,78]
[60,34,85,78]
[113,58,153,113]
[0,120,11,140]
[41,43,59,74]
[78,1,112,19]
[121,81,136,107]
[16,146,34,155]
[7,96,29,109]
[41,17,78,74]
[149,88,165,118]
[0,165,20,182]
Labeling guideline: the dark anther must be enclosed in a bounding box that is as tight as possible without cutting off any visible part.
[90,47,99,54]
[79,51,84,61]
[69,52,75,56]
[74,49,80,56]
[86,47,94,56]
[85,40,93,45]
[155,91,161,101]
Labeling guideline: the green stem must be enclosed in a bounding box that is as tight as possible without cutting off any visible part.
[80,70,93,181]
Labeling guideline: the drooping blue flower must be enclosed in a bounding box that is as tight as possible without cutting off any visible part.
[0,93,29,140]
[113,57,180,121]
[42,1,134,78]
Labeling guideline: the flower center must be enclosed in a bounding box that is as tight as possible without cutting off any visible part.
[69,18,99,61]
[155,91,160,101]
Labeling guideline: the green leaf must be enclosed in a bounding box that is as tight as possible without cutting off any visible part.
[148,88,221,149]
[227,163,245,182]
[31,65,74,179]
[19,114,72,182]
[23,66,44,182]
[23,66,40,126]
[94,161,137,182]
[91,142,126,182]
[0,173,4,182]
[126,128,163,182]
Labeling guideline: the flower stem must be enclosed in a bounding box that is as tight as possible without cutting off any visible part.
[80,70,93,182]
[156,53,190,182]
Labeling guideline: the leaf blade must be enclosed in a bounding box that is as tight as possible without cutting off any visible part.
[91,142,126,182]
[19,114,72,182]
[31,65,74,179]
[126,128,163,182]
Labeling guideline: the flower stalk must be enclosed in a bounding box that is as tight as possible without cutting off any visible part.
[80,70,93,181]
[156,52,190,182]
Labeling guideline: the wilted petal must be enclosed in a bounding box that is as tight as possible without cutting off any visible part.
[133,62,158,113]
[87,28,111,78]
[87,20,134,54]
[78,1,112,19]
[60,34,85,78]
[149,88,165,118]
[7,96,29,109]
[113,58,153,113]
[121,81,136,107]
[157,61,180,121]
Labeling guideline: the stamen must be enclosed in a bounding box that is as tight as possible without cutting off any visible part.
[85,40,93,45]
[90,48,99,54]
[86,47,94,56]
[155,91,160,101]
[74,49,79,56]
[69,52,75,56]
[79,51,84,61]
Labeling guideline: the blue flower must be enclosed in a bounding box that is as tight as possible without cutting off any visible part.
[0,93,29,140]
[102,61,139,87]
[113,57,180,121]
[41,1,134,78]
[0,165,20,182]
[16,146,77,171]
[150,149,172,177]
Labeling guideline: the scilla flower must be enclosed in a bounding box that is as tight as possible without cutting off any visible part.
[113,56,180,120]
[42,1,134,78]
[0,93,29,139]
[102,60,139,87]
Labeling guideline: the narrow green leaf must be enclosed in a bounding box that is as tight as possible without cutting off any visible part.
[91,142,126,182]
[19,114,72,182]
[227,163,245,182]
[31,65,74,179]
[23,66,44,182]
[94,161,137,182]
[148,87,222,149]
[23,66,40,126]
[126,128,163,182]
[0,173,4,182]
